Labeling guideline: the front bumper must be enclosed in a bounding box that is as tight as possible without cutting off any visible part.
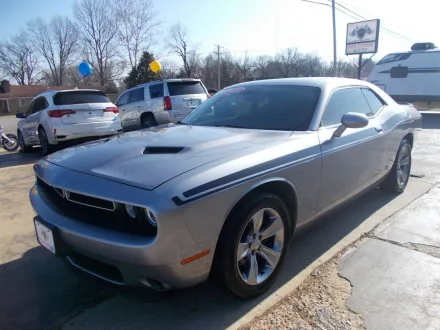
[30,163,215,290]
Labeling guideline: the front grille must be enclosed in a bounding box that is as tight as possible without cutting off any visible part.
[68,252,124,284]
[36,177,157,236]
[66,191,115,211]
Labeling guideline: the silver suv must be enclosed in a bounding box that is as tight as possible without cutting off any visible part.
[116,79,209,130]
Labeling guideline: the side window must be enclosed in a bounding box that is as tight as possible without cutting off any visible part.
[25,100,35,116]
[130,88,144,103]
[149,84,164,99]
[322,88,371,126]
[362,88,385,115]
[117,92,130,106]
[32,97,48,114]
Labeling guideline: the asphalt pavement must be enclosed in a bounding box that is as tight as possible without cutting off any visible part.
[0,115,18,134]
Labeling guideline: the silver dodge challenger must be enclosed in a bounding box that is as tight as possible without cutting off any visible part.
[30,78,421,298]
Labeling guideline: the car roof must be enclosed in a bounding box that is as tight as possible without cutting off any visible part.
[133,78,201,89]
[229,77,373,89]
[36,89,103,97]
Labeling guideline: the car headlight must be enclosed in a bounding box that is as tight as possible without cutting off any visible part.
[144,208,157,227]
[125,204,136,218]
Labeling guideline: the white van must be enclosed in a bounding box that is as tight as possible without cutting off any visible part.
[368,42,440,109]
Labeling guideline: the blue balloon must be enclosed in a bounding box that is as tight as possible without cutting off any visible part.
[78,62,93,77]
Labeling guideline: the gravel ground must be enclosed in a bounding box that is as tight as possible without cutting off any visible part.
[242,252,365,330]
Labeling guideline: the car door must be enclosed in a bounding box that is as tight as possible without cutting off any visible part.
[23,97,48,145]
[116,91,131,129]
[148,83,167,123]
[19,100,35,143]
[317,87,388,211]
[126,87,145,127]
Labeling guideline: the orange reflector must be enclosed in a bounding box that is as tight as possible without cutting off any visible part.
[180,249,210,265]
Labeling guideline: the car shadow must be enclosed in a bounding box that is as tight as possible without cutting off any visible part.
[0,149,42,169]
[0,246,116,330]
[60,188,400,330]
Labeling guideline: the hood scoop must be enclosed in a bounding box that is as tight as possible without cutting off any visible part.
[143,146,184,154]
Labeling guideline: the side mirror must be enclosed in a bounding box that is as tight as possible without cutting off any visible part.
[332,112,369,138]
[16,112,25,119]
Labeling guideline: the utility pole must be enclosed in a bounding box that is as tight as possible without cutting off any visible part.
[332,0,337,77]
[214,45,223,90]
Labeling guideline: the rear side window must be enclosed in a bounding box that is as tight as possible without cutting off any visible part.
[322,88,371,126]
[117,92,129,106]
[53,91,110,105]
[130,88,144,103]
[167,81,205,96]
[32,97,48,114]
[362,89,385,115]
[149,84,164,99]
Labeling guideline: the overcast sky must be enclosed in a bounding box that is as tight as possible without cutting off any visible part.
[1,0,435,63]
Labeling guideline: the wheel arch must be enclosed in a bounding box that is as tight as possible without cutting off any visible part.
[226,177,298,235]
[403,132,414,148]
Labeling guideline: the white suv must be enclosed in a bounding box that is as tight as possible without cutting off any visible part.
[16,89,122,155]
[116,79,209,130]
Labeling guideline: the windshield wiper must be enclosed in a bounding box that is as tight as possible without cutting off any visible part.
[211,124,246,129]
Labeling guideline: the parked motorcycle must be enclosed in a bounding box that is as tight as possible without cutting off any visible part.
[0,124,19,152]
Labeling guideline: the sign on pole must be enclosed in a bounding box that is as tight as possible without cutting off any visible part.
[345,19,380,55]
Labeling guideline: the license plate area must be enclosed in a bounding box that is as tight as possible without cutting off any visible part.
[34,217,70,256]
[187,100,200,107]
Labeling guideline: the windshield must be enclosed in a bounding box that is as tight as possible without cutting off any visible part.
[180,85,321,131]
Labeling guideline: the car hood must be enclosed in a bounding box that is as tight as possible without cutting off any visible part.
[45,124,292,190]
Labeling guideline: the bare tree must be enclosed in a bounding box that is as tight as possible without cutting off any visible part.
[74,0,123,86]
[168,23,200,78]
[275,47,302,78]
[254,55,272,79]
[113,0,160,69]
[235,53,255,81]
[27,16,78,86]
[0,31,43,85]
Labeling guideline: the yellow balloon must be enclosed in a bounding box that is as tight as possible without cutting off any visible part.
[150,60,161,73]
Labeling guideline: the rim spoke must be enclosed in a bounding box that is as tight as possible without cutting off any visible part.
[397,170,404,184]
[237,242,249,261]
[258,245,281,269]
[251,209,265,235]
[401,169,408,182]
[400,156,410,166]
[260,216,284,240]
[247,253,259,285]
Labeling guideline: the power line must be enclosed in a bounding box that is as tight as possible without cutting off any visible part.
[323,0,418,43]
[299,0,417,43]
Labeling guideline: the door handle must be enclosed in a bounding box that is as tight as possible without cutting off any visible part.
[375,126,383,132]
[121,109,126,111]
[137,105,141,108]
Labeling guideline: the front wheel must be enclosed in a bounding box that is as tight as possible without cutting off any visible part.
[18,131,32,153]
[3,134,19,151]
[213,193,291,299]
[380,138,412,193]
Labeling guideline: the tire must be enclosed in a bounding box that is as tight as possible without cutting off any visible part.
[141,113,157,129]
[17,131,32,153]
[3,134,19,151]
[213,193,292,299]
[38,127,53,155]
[380,138,412,193]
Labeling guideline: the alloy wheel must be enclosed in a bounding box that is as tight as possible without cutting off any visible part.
[236,208,285,286]
[396,143,411,188]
